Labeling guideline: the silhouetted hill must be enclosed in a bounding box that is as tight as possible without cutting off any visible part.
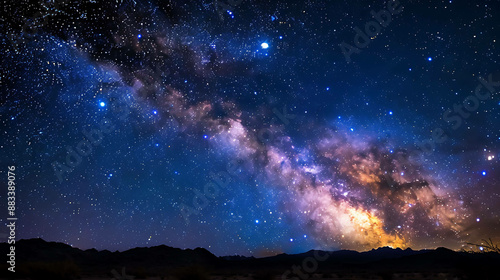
[1,238,499,279]
[0,238,220,278]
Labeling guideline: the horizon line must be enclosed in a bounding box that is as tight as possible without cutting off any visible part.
[3,237,468,258]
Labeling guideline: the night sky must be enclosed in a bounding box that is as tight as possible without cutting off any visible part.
[1,0,499,257]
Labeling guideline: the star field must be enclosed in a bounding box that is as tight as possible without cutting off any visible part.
[1,0,499,257]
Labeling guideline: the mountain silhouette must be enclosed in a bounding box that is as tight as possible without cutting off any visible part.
[1,239,499,279]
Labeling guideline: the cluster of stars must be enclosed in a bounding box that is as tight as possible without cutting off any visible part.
[1,0,498,257]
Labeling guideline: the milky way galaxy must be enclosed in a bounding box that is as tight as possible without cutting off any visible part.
[1,0,499,256]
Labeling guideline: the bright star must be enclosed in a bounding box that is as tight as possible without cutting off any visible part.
[99,101,106,107]
[137,34,142,39]
[153,110,157,115]
[427,57,432,61]
[389,111,393,115]
[482,171,486,176]
[255,220,259,224]
[261,42,269,49]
